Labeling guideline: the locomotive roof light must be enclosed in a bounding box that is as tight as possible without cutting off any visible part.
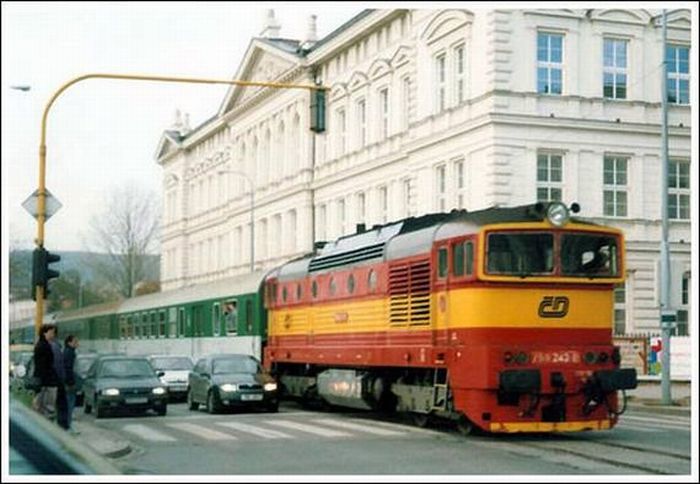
[546,202,570,227]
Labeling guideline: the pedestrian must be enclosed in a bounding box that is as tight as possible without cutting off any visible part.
[62,335,80,434]
[51,335,69,430]
[32,324,59,419]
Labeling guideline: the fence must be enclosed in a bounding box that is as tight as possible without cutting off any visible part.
[613,334,691,380]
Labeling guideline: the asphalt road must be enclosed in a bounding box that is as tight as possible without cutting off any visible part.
[81,402,692,476]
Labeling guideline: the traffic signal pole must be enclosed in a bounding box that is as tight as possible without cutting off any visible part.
[33,73,327,338]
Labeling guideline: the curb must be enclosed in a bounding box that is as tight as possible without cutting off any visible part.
[72,420,132,459]
[626,401,691,417]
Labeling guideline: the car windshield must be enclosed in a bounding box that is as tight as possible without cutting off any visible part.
[75,357,98,374]
[99,359,154,378]
[212,358,259,375]
[150,357,193,371]
[486,232,554,275]
[561,233,620,277]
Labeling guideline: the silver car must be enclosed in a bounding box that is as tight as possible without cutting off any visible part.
[147,355,194,401]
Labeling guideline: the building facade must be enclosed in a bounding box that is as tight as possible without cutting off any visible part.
[155,9,692,335]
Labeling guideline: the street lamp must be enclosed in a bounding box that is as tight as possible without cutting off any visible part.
[30,72,325,337]
[218,170,255,273]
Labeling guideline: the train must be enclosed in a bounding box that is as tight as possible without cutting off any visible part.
[10,202,637,434]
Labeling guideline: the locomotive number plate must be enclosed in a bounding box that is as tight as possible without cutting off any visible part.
[531,350,581,365]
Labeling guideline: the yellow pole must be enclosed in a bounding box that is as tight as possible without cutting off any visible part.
[34,73,327,339]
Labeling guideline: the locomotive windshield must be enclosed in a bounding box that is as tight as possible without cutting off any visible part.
[487,233,554,275]
[560,233,619,277]
[486,231,620,278]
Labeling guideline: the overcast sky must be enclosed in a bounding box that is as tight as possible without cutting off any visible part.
[1,1,366,252]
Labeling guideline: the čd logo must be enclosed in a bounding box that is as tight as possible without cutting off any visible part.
[538,296,569,318]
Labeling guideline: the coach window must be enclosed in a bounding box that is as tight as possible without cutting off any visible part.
[150,312,157,338]
[224,300,238,334]
[128,318,135,339]
[168,308,177,338]
[178,308,185,337]
[246,300,254,334]
[438,247,448,278]
[368,270,378,293]
[348,274,356,294]
[159,310,166,338]
[119,317,126,340]
[212,303,221,336]
[142,313,149,338]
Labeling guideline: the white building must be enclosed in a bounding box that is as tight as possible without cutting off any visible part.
[155,8,692,335]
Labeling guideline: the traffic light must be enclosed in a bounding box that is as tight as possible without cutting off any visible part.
[31,247,61,300]
[310,88,326,133]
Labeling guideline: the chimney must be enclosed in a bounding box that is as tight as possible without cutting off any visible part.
[171,109,183,131]
[260,9,281,38]
[182,112,191,136]
[301,14,318,50]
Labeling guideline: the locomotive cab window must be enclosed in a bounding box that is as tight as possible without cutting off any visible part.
[437,247,448,278]
[451,240,474,277]
[487,233,553,275]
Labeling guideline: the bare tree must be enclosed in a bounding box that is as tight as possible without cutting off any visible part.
[83,184,161,298]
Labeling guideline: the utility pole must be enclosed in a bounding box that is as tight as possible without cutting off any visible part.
[659,9,673,405]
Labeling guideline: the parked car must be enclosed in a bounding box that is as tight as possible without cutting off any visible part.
[147,355,193,401]
[187,354,278,414]
[74,353,99,406]
[82,355,168,418]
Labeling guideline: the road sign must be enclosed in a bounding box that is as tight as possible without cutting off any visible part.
[22,188,62,221]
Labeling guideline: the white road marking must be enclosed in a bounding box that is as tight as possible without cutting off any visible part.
[122,424,176,442]
[312,418,405,436]
[166,422,237,440]
[266,419,352,437]
[217,421,293,439]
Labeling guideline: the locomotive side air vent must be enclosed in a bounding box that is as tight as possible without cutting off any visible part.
[389,258,431,325]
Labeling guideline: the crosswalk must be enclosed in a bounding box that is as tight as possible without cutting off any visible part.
[118,415,434,444]
[616,413,691,434]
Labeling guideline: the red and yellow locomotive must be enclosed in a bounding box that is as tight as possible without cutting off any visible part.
[264,202,637,433]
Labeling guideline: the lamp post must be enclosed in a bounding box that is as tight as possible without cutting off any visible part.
[218,170,255,273]
[30,73,325,337]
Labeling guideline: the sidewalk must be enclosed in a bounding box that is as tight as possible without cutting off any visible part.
[625,377,692,416]
[71,418,131,459]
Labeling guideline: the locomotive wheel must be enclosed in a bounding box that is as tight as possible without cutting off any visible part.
[456,415,476,436]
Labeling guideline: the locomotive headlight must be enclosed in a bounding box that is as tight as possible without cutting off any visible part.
[546,202,570,227]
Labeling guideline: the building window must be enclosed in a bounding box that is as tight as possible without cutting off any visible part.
[403,179,412,217]
[357,99,366,147]
[675,310,689,336]
[337,109,346,155]
[682,271,689,305]
[435,165,446,211]
[454,159,466,209]
[603,38,627,99]
[379,88,389,140]
[667,45,689,104]
[614,283,626,335]
[668,160,690,220]
[537,153,563,202]
[379,186,388,223]
[435,53,446,113]
[357,192,366,225]
[337,198,346,235]
[454,44,466,103]
[402,77,411,130]
[603,155,628,217]
[537,32,563,94]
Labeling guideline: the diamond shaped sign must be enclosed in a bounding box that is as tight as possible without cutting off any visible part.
[22,188,62,221]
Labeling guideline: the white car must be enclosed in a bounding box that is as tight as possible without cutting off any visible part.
[147,355,194,401]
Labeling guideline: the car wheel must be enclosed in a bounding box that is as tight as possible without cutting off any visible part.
[456,414,476,436]
[187,388,199,411]
[95,405,108,419]
[206,391,220,414]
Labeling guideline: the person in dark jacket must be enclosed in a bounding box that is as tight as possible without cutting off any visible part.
[32,324,59,419]
[61,335,80,433]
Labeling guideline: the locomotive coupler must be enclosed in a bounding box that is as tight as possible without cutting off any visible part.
[582,368,637,416]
